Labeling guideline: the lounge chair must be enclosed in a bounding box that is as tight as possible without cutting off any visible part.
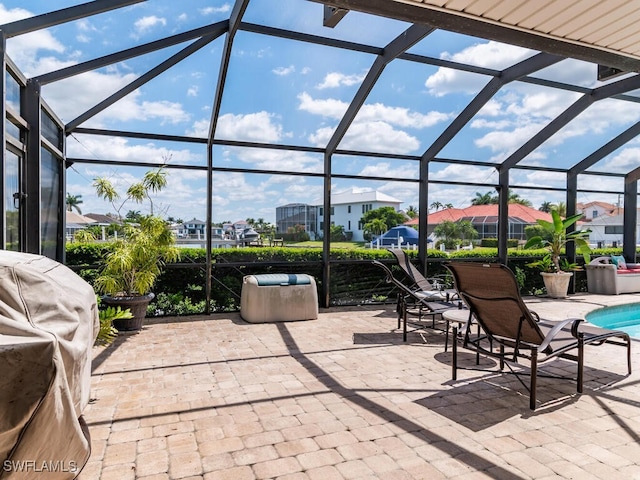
[372,260,454,342]
[387,248,456,302]
[445,262,632,410]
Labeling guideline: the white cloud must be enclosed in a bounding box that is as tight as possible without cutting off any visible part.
[356,103,452,129]
[425,41,534,96]
[358,162,418,180]
[474,122,545,154]
[42,70,190,127]
[199,4,232,15]
[187,86,199,97]
[222,147,323,173]
[1,6,65,72]
[187,119,209,137]
[273,65,295,76]
[216,111,284,142]
[593,146,640,174]
[298,92,348,119]
[132,16,167,38]
[309,121,420,154]
[316,72,366,89]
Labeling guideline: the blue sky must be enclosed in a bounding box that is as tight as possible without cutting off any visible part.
[3,0,640,223]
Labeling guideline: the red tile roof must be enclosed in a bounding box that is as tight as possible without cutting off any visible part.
[405,204,553,225]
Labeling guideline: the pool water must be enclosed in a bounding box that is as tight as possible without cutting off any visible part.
[586,303,640,338]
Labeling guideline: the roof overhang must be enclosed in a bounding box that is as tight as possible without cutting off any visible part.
[315,0,640,73]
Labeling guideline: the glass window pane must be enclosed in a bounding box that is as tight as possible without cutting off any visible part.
[41,147,61,257]
[5,149,20,251]
[6,70,20,112]
[41,109,63,150]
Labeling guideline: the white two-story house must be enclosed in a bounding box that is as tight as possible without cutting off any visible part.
[315,189,402,242]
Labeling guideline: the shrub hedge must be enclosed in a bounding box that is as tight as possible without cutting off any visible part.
[66,243,627,316]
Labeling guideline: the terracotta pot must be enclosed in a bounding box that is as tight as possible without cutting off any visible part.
[540,272,573,298]
[101,293,155,331]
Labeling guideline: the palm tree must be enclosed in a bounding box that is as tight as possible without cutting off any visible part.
[508,192,532,206]
[539,201,553,213]
[406,205,418,219]
[553,202,567,217]
[429,201,443,212]
[66,193,83,214]
[471,191,494,205]
[364,218,387,239]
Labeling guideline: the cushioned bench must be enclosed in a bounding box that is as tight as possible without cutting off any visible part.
[240,273,318,323]
[585,256,640,294]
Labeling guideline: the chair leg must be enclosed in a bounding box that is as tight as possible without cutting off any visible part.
[403,302,408,342]
[444,319,450,352]
[530,348,538,410]
[627,337,632,375]
[452,326,457,381]
[577,336,584,393]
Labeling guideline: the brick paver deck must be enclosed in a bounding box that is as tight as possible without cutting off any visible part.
[80,294,640,479]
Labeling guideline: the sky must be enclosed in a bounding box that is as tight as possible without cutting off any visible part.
[3,0,640,224]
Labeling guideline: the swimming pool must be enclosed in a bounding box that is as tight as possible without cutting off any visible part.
[586,302,640,338]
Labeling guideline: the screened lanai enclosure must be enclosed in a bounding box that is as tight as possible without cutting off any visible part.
[2,0,640,307]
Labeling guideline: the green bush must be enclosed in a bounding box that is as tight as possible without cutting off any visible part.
[67,243,611,314]
[480,238,519,248]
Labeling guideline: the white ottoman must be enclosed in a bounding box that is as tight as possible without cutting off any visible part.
[240,274,318,323]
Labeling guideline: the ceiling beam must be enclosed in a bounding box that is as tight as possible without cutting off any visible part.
[0,0,145,38]
[500,74,640,172]
[34,22,227,86]
[66,33,218,132]
[207,0,250,144]
[569,121,640,176]
[326,24,435,154]
[420,52,563,162]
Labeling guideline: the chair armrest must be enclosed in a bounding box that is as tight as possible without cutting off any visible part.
[539,318,583,351]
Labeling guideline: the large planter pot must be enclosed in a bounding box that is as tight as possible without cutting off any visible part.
[540,272,573,298]
[102,293,155,331]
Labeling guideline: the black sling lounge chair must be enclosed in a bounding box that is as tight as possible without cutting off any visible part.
[445,262,632,410]
[372,260,454,342]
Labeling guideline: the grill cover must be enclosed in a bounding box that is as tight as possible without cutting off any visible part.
[0,252,98,479]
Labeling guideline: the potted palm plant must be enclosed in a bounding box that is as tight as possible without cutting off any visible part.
[93,168,179,331]
[524,210,591,298]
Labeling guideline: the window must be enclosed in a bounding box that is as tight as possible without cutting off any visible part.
[605,225,623,234]
[330,207,334,215]
[6,70,20,112]
[42,110,63,151]
[348,220,351,230]
[5,149,20,251]
[41,147,61,258]
[347,205,351,213]
[592,210,598,219]
[319,207,323,216]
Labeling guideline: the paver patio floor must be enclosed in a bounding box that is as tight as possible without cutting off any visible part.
[80,294,640,479]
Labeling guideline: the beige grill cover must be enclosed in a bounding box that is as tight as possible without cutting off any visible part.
[0,252,98,479]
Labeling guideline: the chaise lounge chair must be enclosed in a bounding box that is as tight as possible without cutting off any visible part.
[372,260,455,342]
[445,262,632,410]
[387,248,456,302]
